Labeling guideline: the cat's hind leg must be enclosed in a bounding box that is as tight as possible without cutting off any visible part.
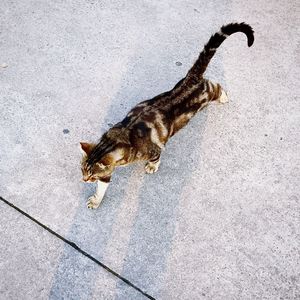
[207,80,229,104]
[219,89,229,104]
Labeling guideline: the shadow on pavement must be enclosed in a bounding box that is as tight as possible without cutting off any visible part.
[49,7,226,298]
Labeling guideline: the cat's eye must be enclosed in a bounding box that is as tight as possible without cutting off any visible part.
[89,176,97,182]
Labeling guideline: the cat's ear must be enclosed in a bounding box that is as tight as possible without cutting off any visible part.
[80,142,95,156]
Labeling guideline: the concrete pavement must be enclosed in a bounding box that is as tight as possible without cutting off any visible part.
[0,0,299,299]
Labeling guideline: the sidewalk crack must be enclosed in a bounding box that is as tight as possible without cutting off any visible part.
[0,196,155,300]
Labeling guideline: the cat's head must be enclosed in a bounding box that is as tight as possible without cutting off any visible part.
[80,128,128,182]
[80,142,116,182]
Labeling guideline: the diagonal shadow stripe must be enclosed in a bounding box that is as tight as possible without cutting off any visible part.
[0,196,155,300]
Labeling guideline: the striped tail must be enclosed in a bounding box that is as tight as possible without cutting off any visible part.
[186,23,254,82]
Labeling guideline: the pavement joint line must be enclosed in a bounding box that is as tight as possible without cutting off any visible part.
[0,196,155,300]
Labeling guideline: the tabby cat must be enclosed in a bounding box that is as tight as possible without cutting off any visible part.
[80,22,254,209]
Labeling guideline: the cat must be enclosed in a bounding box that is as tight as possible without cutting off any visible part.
[80,22,254,209]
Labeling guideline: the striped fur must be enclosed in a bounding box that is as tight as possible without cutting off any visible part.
[80,23,254,206]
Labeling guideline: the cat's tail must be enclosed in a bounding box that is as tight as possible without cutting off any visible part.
[185,23,254,83]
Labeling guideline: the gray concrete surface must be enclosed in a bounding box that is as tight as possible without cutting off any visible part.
[0,201,144,299]
[0,0,299,299]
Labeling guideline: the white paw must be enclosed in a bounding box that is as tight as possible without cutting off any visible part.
[219,90,229,104]
[86,195,101,209]
[145,162,159,174]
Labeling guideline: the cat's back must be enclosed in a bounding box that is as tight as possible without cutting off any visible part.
[117,79,207,144]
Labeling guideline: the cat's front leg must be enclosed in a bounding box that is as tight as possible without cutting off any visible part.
[145,154,161,174]
[87,180,109,209]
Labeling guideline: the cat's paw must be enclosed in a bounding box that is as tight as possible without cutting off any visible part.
[86,195,101,209]
[219,90,229,104]
[145,161,159,174]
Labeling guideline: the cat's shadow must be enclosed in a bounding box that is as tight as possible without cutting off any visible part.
[50,108,209,300]
[113,112,208,298]
[49,25,224,300]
